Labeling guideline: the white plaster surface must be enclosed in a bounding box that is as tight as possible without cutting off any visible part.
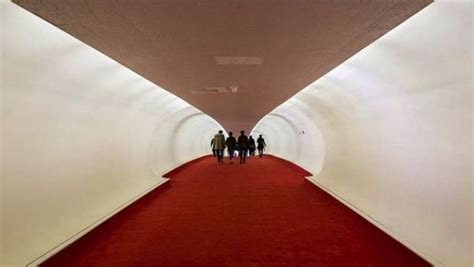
[252,1,473,266]
[1,3,223,266]
[1,0,473,266]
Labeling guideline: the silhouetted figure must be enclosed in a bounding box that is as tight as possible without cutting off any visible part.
[225,131,237,164]
[213,130,226,163]
[237,130,249,164]
[257,134,266,158]
[248,135,256,157]
[210,138,216,157]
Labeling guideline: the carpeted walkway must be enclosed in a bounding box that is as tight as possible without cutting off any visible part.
[41,155,430,266]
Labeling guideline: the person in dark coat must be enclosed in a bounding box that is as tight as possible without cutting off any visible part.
[248,135,256,157]
[237,130,249,164]
[225,131,237,164]
[210,138,216,157]
[257,134,267,158]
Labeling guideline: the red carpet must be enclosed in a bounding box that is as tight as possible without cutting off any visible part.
[41,155,430,266]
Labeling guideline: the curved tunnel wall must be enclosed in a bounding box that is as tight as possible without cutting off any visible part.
[1,4,223,266]
[2,1,473,267]
[252,103,325,174]
[252,1,472,266]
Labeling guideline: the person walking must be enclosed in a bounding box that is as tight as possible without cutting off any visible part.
[257,134,266,158]
[237,130,249,164]
[225,131,237,164]
[248,135,256,157]
[213,130,226,163]
[210,138,216,157]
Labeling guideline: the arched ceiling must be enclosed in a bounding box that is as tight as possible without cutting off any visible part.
[13,0,432,132]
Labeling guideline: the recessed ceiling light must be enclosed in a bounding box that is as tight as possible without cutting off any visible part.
[229,85,239,93]
[215,56,264,65]
[192,87,227,94]
[191,86,240,94]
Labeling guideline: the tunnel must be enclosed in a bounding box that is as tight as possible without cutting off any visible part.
[1,1,473,266]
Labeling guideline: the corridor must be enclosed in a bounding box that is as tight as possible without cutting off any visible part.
[2,0,472,266]
[41,156,428,266]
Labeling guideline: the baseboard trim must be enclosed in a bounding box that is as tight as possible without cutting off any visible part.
[26,178,170,267]
[305,176,442,267]
[162,154,211,178]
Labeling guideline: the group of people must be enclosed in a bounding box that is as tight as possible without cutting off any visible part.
[211,130,266,164]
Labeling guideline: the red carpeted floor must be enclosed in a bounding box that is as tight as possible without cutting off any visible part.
[41,155,430,266]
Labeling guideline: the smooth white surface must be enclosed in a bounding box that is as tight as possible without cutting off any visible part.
[252,1,473,266]
[2,0,473,266]
[1,3,223,266]
[26,178,170,267]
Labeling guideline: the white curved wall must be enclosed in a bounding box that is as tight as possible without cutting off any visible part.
[1,3,222,266]
[252,101,325,174]
[252,1,473,266]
